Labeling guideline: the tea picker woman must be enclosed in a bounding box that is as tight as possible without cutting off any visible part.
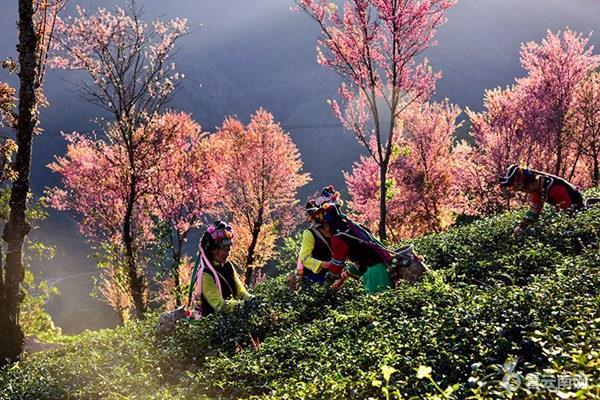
[188,221,251,318]
[323,204,426,294]
[293,185,341,287]
[498,164,600,237]
[305,203,392,294]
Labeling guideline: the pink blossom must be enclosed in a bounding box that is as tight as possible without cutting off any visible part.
[297,0,455,239]
[346,100,462,239]
[210,109,310,278]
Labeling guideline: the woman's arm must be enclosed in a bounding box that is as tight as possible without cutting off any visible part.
[299,229,326,273]
[202,272,244,313]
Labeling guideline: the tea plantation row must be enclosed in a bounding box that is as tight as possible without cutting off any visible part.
[1,196,599,399]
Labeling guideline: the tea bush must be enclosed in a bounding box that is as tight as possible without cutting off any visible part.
[1,197,599,399]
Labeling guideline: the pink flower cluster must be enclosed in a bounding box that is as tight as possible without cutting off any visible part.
[345,28,600,236]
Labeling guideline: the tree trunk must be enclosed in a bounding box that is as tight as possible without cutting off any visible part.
[123,177,146,319]
[592,148,599,186]
[245,220,262,285]
[429,196,442,234]
[171,229,188,307]
[594,158,599,187]
[172,248,181,307]
[0,0,36,367]
[378,161,388,241]
[555,114,565,176]
[567,147,582,183]
[555,135,562,176]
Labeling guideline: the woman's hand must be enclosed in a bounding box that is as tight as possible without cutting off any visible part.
[331,270,350,290]
[513,225,524,238]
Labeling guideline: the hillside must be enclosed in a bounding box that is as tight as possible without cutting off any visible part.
[1,194,599,399]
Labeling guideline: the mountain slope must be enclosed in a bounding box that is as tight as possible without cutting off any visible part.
[1,191,599,399]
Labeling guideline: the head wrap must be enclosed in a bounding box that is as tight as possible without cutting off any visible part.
[314,185,342,207]
[201,221,234,252]
[499,164,534,188]
[305,185,343,224]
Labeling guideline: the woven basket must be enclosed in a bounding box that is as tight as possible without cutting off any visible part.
[390,245,426,285]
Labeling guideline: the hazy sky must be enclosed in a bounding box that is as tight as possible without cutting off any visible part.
[1,0,599,332]
[1,0,599,192]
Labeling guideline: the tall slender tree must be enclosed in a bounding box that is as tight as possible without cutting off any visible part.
[0,0,66,366]
[463,85,530,214]
[49,2,187,318]
[459,29,600,216]
[47,132,155,321]
[518,29,600,179]
[568,71,600,186]
[144,112,219,306]
[296,0,454,240]
[346,100,461,239]
[47,112,215,318]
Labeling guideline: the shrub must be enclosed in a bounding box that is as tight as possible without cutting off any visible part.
[2,200,599,399]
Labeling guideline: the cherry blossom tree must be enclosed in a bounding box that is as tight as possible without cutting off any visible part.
[457,29,600,217]
[48,111,217,316]
[346,100,461,239]
[48,2,187,318]
[47,133,155,248]
[395,101,461,234]
[93,243,133,324]
[296,0,455,240]
[345,153,381,232]
[156,256,194,312]
[212,109,310,283]
[449,141,499,216]
[467,87,533,174]
[47,131,155,318]
[462,86,532,214]
[517,29,600,180]
[229,217,279,283]
[144,112,219,307]
[568,71,600,186]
